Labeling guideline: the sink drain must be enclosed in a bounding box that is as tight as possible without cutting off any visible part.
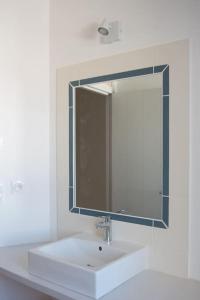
[86,263,94,267]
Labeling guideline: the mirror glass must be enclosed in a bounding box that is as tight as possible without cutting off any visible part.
[69,65,169,228]
[75,74,163,219]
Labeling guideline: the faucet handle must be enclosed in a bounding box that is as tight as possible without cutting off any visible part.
[99,215,111,223]
[105,215,111,223]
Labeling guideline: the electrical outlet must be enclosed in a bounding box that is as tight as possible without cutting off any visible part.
[11,181,24,193]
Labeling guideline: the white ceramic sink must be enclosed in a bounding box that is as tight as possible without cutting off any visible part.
[28,233,148,298]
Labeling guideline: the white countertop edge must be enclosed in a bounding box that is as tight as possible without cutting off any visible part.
[0,243,91,300]
[0,243,200,300]
[0,265,90,300]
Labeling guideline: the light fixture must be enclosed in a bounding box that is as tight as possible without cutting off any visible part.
[97,19,121,44]
[97,19,111,36]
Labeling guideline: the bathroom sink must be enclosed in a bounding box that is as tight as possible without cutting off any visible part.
[28,233,148,298]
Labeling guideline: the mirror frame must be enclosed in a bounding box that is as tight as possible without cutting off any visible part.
[68,65,169,228]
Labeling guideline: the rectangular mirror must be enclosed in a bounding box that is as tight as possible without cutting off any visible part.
[69,65,169,228]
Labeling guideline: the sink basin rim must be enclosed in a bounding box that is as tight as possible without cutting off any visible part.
[29,233,145,273]
[28,233,149,298]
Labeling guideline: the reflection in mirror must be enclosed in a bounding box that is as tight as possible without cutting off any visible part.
[76,74,162,219]
[69,65,169,228]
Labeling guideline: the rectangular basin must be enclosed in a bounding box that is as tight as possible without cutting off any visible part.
[28,233,148,298]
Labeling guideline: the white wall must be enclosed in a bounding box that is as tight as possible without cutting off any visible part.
[189,37,200,280]
[0,0,51,246]
[50,0,200,67]
[51,0,200,281]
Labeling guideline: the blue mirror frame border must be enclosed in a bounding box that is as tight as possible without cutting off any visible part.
[68,65,169,229]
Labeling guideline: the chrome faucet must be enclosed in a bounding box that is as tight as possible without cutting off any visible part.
[96,216,112,244]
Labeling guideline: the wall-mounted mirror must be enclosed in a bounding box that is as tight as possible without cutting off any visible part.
[69,65,169,228]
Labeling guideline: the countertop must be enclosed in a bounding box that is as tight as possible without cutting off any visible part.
[0,243,200,300]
